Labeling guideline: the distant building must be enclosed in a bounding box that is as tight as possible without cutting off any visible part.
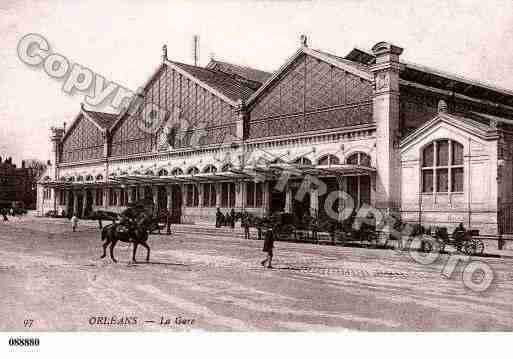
[37,36,513,234]
[0,157,36,208]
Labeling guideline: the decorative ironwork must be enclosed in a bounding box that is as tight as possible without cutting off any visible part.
[249,53,373,139]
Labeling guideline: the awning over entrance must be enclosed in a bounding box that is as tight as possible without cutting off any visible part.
[41,164,375,188]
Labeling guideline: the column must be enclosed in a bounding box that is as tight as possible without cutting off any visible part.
[138,186,145,201]
[263,182,270,215]
[152,187,158,212]
[166,186,173,211]
[128,186,136,203]
[82,188,87,216]
[197,183,204,208]
[181,184,187,207]
[52,188,57,211]
[91,188,97,209]
[284,186,292,213]
[67,190,72,212]
[235,181,244,210]
[216,183,222,208]
[337,176,348,222]
[115,188,121,207]
[370,41,403,213]
[102,187,108,208]
[73,190,78,216]
[310,188,319,218]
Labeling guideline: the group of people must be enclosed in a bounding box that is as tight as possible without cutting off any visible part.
[215,208,237,228]
[1,207,21,221]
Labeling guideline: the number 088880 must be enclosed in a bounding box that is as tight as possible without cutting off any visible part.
[8,338,40,346]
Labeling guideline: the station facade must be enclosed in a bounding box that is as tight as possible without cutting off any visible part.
[38,37,513,234]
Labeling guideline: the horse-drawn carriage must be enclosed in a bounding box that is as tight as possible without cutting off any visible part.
[419,224,484,255]
[319,213,378,246]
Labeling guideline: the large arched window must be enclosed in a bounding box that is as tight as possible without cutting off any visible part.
[346,152,371,167]
[422,139,464,193]
[187,167,199,175]
[158,169,169,176]
[203,165,217,173]
[171,168,183,176]
[318,154,340,166]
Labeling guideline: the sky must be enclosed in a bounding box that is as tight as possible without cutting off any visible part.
[1,0,513,166]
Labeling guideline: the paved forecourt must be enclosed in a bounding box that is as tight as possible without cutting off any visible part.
[0,216,512,331]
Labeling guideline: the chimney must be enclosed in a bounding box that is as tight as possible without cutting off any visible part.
[162,44,167,62]
[300,34,308,47]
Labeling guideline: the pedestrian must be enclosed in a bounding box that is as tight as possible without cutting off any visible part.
[230,208,236,228]
[71,214,79,232]
[242,211,250,239]
[166,209,172,235]
[1,208,8,221]
[215,208,222,228]
[261,225,276,269]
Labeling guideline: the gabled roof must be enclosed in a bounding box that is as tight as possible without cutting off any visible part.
[110,63,166,132]
[168,61,256,103]
[62,105,119,142]
[400,111,500,149]
[206,59,272,86]
[246,46,373,107]
[81,106,118,130]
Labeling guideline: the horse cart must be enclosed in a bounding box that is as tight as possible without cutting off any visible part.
[421,225,484,255]
[320,214,378,246]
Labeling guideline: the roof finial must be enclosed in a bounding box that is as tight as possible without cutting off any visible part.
[438,99,448,113]
[300,34,308,47]
[162,44,168,62]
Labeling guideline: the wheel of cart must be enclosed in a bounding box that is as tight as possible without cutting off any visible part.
[463,231,484,255]
[419,234,443,253]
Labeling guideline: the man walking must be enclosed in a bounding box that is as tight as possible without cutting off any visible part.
[242,211,250,239]
[261,225,276,269]
[215,208,222,228]
[230,208,236,229]
[71,214,79,232]
[166,208,172,235]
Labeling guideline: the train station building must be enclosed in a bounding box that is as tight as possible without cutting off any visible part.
[37,37,513,234]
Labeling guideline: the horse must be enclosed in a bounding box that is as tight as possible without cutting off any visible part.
[100,213,152,263]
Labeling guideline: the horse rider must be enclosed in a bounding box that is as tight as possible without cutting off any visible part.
[118,206,139,232]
